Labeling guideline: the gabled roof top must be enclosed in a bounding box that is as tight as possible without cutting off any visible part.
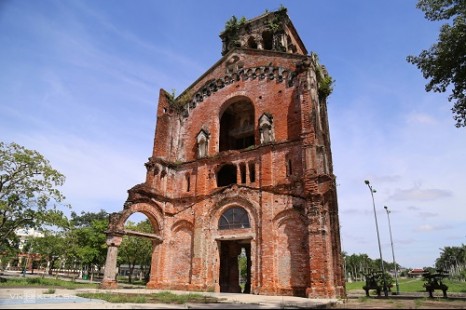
[219,8,308,56]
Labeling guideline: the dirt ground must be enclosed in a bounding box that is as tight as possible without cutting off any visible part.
[331,292,466,309]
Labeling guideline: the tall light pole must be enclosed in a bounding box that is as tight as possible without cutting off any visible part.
[364,180,388,297]
[384,206,400,295]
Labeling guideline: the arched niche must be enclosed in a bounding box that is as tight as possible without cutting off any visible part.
[259,113,274,144]
[196,129,209,159]
[219,97,255,152]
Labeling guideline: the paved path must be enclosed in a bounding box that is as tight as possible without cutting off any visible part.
[0,287,340,309]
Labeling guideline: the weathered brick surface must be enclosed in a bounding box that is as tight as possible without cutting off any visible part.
[103,9,345,299]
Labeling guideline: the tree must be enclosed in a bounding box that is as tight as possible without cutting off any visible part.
[68,210,108,280]
[30,232,67,275]
[407,0,466,127]
[118,220,153,284]
[435,244,466,280]
[0,142,68,251]
[345,253,376,281]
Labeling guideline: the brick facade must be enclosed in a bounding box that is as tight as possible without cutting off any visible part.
[101,8,345,299]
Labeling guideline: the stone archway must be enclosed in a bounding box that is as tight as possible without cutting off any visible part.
[209,195,258,294]
[100,202,163,289]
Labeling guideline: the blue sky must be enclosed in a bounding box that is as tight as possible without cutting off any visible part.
[1,0,465,269]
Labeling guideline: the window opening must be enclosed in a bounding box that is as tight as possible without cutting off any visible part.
[186,174,191,192]
[247,37,257,49]
[240,163,246,184]
[218,207,250,230]
[217,164,237,187]
[219,100,255,152]
[286,159,293,176]
[248,162,255,183]
[262,31,273,50]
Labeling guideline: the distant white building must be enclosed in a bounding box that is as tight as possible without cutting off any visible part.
[15,228,44,251]
[0,228,44,271]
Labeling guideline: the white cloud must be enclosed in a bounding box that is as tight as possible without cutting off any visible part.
[406,112,437,125]
[419,211,439,219]
[389,186,452,202]
[415,224,452,232]
[7,131,149,213]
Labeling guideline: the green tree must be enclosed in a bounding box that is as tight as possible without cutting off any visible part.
[435,244,466,280]
[118,219,153,284]
[68,210,108,280]
[70,209,108,228]
[0,141,68,252]
[407,0,466,127]
[30,232,67,275]
[345,253,376,281]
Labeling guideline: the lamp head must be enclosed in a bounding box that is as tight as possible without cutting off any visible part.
[384,206,388,210]
[364,180,370,185]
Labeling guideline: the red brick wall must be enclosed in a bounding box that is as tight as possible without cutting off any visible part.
[125,47,345,299]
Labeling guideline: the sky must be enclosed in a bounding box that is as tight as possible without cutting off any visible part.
[1,0,465,270]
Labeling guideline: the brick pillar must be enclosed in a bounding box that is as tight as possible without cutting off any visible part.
[306,203,329,298]
[147,239,163,288]
[100,235,122,289]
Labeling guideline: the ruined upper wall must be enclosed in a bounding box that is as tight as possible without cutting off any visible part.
[219,8,308,56]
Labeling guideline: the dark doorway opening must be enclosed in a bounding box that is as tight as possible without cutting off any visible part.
[219,240,251,293]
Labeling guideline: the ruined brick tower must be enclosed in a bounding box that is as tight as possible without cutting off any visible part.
[102,8,345,299]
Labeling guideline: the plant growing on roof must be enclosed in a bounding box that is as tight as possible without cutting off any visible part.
[165,89,193,114]
[312,53,334,99]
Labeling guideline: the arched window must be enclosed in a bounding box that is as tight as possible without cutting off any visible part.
[247,36,257,49]
[262,31,273,50]
[218,207,250,230]
[219,99,255,152]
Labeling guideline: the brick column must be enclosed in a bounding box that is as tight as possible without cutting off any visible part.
[147,239,163,288]
[100,235,122,289]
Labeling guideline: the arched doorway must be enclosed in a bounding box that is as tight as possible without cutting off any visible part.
[217,206,252,293]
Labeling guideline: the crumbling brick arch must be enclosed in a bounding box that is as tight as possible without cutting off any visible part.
[116,202,164,233]
[273,208,308,228]
[273,209,310,297]
[100,202,164,289]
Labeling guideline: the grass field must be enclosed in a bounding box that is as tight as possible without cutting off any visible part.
[76,291,220,304]
[0,276,98,289]
[346,278,466,293]
[1,274,465,296]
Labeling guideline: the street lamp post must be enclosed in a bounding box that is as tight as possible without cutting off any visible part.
[364,180,388,297]
[384,206,400,295]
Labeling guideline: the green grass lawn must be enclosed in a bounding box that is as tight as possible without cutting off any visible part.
[76,291,220,304]
[0,276,98,289]
[346,278,466,293]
